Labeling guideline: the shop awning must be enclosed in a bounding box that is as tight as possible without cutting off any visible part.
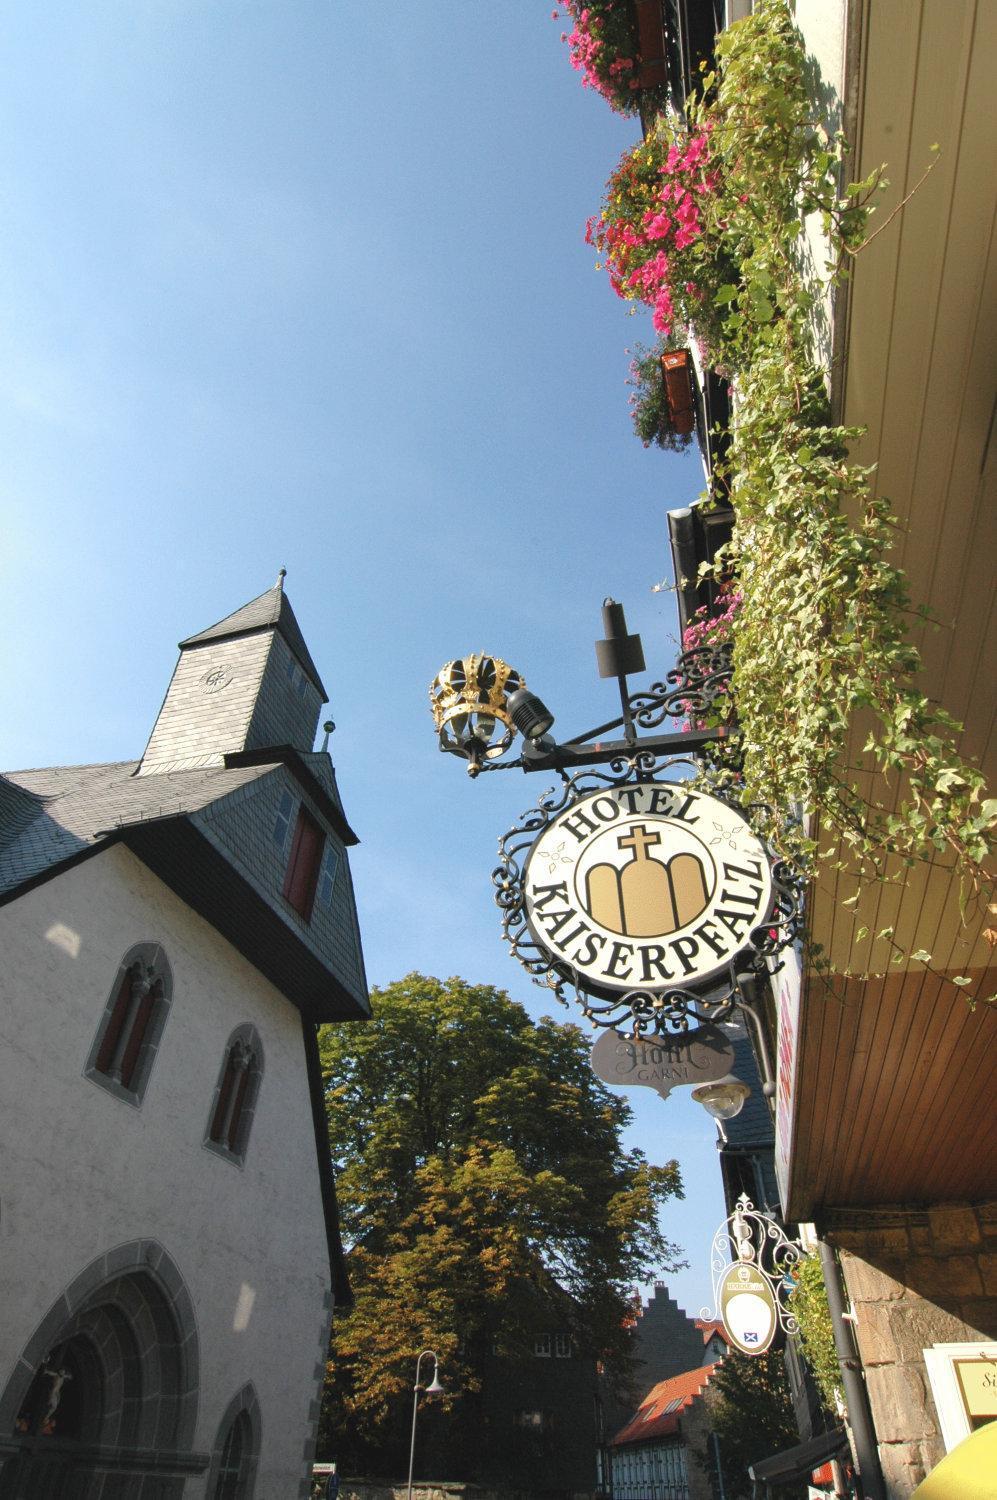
[748,1426,849,1487]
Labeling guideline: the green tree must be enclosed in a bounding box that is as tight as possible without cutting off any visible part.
[705,1351,802,1499]
[318,973,684,1478]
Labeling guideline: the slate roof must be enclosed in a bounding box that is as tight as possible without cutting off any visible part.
[0,756,367,1023]
[180,582,327,699]
[611,1363,718,1446]
[724,1032,775,1147]
[0,759,273,896]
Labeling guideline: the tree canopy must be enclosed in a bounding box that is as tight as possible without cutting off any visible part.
[704,1351,801,1499]
[319,973,685,1478]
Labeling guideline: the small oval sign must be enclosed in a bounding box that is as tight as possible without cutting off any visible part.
[719,1262,778,1356]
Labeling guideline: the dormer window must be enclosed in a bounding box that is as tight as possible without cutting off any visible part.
[317,842,340,909]
[282,804,324,920]
[273,789,294,853]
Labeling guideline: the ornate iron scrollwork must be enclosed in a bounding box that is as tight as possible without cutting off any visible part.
[702,1194,805,1339]
[627,642,735,730]
[493,755,804,1038]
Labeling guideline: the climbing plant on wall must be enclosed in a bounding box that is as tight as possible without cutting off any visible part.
[589,0,994,992]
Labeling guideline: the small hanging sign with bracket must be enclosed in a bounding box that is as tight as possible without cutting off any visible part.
[702,1194,804,1357]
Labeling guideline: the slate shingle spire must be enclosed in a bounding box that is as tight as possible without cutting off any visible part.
[139,575,327,775]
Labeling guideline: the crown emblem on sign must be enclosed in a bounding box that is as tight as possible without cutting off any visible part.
[429,654,523,764]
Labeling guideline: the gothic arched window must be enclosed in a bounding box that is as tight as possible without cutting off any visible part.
[207,1386,260,1499]
[85,943,173,1105]
[205,1025,264,1165]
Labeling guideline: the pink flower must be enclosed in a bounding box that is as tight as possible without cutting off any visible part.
[643,211,672,239]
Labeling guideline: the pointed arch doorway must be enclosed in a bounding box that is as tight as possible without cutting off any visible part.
[0,1240,208,1499]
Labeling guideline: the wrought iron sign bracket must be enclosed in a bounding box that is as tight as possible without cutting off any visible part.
[703,1194,805,1355]
[429,604,801,1049]
[430,631,736,780]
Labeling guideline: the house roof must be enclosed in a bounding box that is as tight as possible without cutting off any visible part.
[0,759,273,895]
[694,1319,725,1345]
[611,1363,718,1446]
[180,580,328,699]
[0,756,367,1023]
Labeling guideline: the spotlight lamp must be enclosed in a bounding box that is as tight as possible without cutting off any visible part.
[505,685,555,742]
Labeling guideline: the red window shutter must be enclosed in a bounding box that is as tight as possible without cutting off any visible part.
[282,806,324,920]
[119,984,158,1090]
[95,971,135,1075]
[227,1064,253,1152]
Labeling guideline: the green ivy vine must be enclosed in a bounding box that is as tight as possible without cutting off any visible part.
[789,1254,842,1417]
[673,1,995,981]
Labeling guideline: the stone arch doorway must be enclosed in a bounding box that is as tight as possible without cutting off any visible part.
[0,1240,206,1499]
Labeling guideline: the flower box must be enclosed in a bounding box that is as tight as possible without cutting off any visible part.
[633,0,667,88]
[660,348,696,434]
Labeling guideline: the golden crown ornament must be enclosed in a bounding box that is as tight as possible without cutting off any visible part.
[430,654,524,775]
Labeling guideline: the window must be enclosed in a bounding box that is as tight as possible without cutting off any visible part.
[533,1334,551,1358]
[284,655,308,700]
[273,789,294,853]
[554,1333,572,1358]
[208,1385,260,1499]
[85,944,173,1105]
[316,843,339,909]
[282,805,324,920]
[514,1410,547,1430]
[205,1025,264,1165]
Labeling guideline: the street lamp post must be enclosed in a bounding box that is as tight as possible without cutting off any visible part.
[406,1350,443,1500]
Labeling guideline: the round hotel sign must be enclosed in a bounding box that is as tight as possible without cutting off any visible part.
[522,783,772,1001]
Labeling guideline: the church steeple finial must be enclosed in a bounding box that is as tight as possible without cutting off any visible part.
[276,567,287,592]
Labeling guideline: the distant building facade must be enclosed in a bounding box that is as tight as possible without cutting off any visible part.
[599,1286,728,1500]
[609,1362,720,1500]
[0,577,369,1498]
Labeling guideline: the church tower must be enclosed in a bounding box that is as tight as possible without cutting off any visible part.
[139,571,326,775]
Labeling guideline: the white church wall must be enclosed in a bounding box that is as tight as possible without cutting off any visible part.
[0,842,332,1497]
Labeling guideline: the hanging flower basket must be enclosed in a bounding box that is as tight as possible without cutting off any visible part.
[554,0,669,116]
[627,339,695,451]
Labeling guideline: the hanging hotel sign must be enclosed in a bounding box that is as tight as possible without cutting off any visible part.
[518,781,772,991]
[495,765,802,1039]
[703,1194,803,1358]
[590,1023,735,1103]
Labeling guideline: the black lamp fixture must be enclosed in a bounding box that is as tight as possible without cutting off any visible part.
[429,598,733,777]
[505,685,556,742]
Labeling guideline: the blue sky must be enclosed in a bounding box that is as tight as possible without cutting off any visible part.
[0,2,727,1319]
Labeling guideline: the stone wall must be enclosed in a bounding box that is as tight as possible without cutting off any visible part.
[826,1203,997,1497]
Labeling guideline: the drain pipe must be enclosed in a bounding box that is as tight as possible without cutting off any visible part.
[818,1240,886,1500]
